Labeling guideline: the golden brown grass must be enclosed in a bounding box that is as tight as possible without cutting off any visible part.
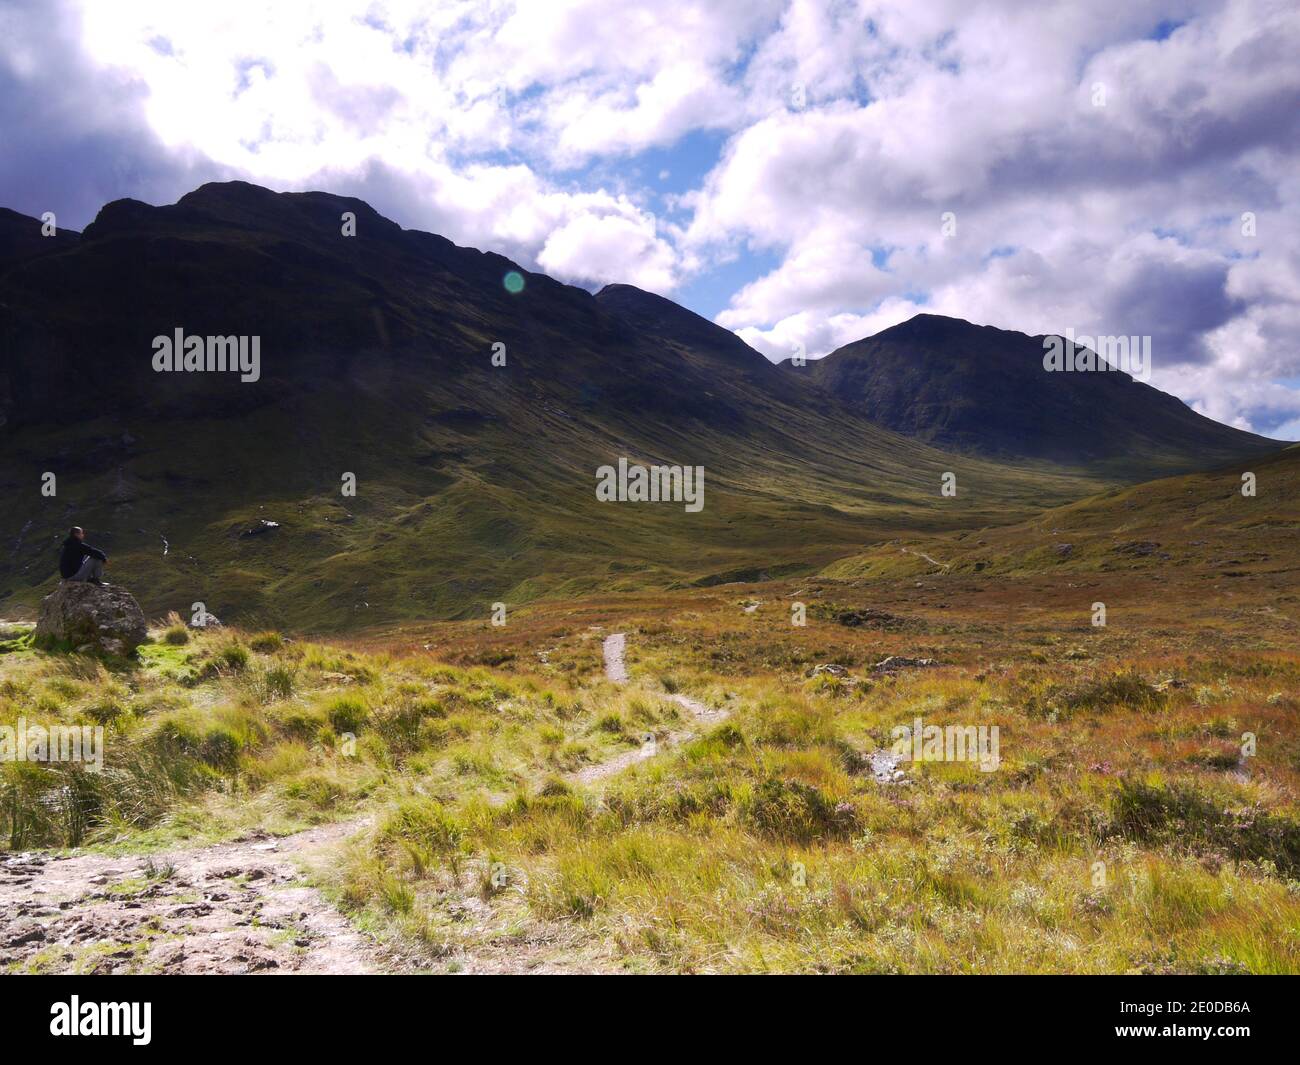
[4,542,1298,972]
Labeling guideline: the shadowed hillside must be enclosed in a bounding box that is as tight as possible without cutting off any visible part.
[0,182,1112,631]
[791,313,1283,474]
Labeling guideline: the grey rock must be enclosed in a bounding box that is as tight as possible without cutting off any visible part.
[36,582,148,656]
[808,663,850,678]
[240,519,281,538]
[871,655,939,674]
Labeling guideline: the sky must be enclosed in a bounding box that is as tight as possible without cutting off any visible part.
[1,0,1298,437]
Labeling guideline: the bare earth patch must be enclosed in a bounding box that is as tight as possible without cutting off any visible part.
[1,821,391,975]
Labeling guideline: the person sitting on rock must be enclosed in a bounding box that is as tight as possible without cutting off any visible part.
[59,526,109,585]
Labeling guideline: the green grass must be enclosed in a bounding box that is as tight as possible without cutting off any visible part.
[824,445,1300,583]
[0,624,684,852]
[0,362,1114,634]
[3,488,1299,972]
[3,638,1297,972]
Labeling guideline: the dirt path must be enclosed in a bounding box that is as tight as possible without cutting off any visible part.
[596,632,904,784]
[901,546,951,572]
[602,632,628,683]
[0,820,391,975]
[571,731,684,784]
[2,632,728,975]
[572,632,728,785]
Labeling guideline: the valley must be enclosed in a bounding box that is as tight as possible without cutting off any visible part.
[1,448,1297,973]
[0,182,1296,976]
[0,183,1281,631]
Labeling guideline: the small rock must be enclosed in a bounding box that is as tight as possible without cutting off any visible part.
[240,519,281,538]
[1112,540,1160,557]
[835,609,907,629]
[5,925,46,948]
[871,655,939,674]
[169,903,214,918]
[867,750,908,784]
[807,663,849,678]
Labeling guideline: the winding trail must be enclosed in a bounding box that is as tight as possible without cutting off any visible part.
[901,546,951,572]
[573,632,728,785]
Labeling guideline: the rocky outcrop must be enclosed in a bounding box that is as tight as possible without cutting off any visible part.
[807,663,849,678]
[871,655,939,675]
[36,582,148,656]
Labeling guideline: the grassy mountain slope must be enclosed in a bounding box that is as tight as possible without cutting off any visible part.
[822,444,1300,583]
[0,183,1106,631]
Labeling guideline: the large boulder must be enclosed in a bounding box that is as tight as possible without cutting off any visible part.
[36,582,148,656]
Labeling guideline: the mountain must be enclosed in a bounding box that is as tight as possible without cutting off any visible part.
[0,207,79,276]
[0,182,1107,631]
[790,313,1283,474]
[596,283,798,387]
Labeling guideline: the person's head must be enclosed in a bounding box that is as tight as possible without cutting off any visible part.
[70,526,84,541]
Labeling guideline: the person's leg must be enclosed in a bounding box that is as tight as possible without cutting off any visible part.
[69,556,104,582]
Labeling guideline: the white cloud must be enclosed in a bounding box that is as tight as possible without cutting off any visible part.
[736,297,926,361]
[686,0,1300,432]
[3,0,1298,432]
[64,0,773,291]
[537,208,677,291]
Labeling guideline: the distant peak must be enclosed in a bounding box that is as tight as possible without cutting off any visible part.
[600,282,748,332]
[873,312,984,339]
[596,283,777,371]
[595,283,707,322]
[177,180,383,221]
[596,282,671,304]
[179,179,279,203]
[179,181,378,217]
[81,180,404,243]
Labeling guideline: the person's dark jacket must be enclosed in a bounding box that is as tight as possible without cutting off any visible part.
[59,537,107,579]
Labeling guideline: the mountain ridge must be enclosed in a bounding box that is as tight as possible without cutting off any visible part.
[0,181,1285,630]
[4,181,1282,467]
